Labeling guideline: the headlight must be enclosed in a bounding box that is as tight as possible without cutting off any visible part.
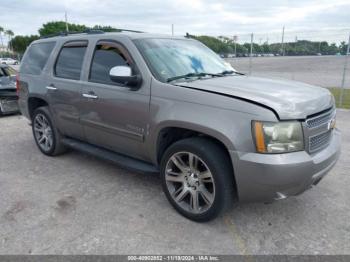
[252,121,304,153]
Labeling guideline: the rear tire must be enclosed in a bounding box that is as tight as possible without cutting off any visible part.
[160,137,235,222]
[32,106,67,156]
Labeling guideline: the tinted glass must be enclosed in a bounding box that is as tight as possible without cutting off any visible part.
[1,67,11,76]
[5,66,16,76]
[55,46,87,80]
[134,38,233,83]
[21,42,55,75]
[89,43,128,84]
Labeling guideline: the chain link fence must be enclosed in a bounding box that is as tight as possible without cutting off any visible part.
[222,30,350,109]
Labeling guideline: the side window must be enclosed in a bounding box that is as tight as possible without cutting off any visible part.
[55,41,87,80]
[89,41,131,85]
[21,42,55,75]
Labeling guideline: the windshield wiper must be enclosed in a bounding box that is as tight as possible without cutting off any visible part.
[166,72,221,83]
[219,70,245,76]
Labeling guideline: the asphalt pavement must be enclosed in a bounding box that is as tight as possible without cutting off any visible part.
[0,111,349,254]
[227,55,350,88]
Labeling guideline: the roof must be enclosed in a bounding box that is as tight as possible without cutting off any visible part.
[33,31,188,44]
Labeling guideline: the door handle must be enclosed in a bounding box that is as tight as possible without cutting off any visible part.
[46,84,57,90]
[82,93,98,99]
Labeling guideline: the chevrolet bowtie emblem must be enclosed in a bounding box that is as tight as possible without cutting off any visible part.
[328,118,336,130]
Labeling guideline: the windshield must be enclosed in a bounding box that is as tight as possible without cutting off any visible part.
[134,38,234,83]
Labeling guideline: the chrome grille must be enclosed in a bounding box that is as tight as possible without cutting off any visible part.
[305,108,335,153]
[309,130,332,153]
[306,109,333,128]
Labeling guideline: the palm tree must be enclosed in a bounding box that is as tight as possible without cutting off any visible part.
[0,26,4,54]
[5,29,14,52]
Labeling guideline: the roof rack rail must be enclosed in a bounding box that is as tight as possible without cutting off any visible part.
[40,28,144,39]
[40,29,105,39]
[119,29,144,33]
[84,29,105,34]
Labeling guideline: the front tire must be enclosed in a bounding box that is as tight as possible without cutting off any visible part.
[32,106,67,156]
[160,137,235,222]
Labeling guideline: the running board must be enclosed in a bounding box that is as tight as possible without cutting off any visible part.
[61,138,159,174]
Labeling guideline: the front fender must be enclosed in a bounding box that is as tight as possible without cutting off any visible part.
[146,79,278,165]
[146,99,258,165]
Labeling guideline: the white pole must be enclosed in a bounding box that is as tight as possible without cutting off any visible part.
[339,33,350,107]
[171,24,174,36]
[281,26,285,56]
[65,11,69,33]
[249,33,253,75]
[234,39,237,58]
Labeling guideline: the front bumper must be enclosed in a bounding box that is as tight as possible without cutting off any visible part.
[230,129,341,203]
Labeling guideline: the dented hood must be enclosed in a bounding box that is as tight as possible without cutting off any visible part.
[177,75,333,120]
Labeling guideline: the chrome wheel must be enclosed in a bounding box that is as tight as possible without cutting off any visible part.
[33,113,53,152]
[165,152,215,214]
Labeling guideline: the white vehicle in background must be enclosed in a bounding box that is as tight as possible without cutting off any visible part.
[0,57,19,65]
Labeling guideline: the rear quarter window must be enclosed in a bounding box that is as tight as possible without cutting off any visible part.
[20,42,56,75]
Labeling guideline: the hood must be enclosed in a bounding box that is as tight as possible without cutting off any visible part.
[176,75,333,120]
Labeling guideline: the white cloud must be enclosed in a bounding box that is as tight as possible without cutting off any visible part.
[0,0,349,43]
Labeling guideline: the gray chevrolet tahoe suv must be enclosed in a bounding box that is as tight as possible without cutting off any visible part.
[18,31,341,221]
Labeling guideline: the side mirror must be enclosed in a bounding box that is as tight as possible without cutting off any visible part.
[109,66,141,88]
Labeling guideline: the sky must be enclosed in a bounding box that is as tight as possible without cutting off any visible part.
[0,0,350,44]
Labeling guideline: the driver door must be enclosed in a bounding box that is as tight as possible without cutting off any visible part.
[80,40,150,159]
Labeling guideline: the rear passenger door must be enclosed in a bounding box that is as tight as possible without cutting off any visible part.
[80,40,150,159]
[47,40,88,140]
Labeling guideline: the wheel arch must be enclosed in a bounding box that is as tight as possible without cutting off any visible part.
[154,122,235,162]
[154,123,238,199]
[27,96,49,120]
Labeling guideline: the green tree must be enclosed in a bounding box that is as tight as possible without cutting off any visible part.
[234,44,248,55]
[319,41,328,55]
[259,43,269,54]
[5,29,14,51]
[38,21,87,37]
[328,43,340,55]
[191,35,228,54]
[9,35,39,54]
[92,25,121,32]
[192,34,343,57]
[339,41,349,55]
